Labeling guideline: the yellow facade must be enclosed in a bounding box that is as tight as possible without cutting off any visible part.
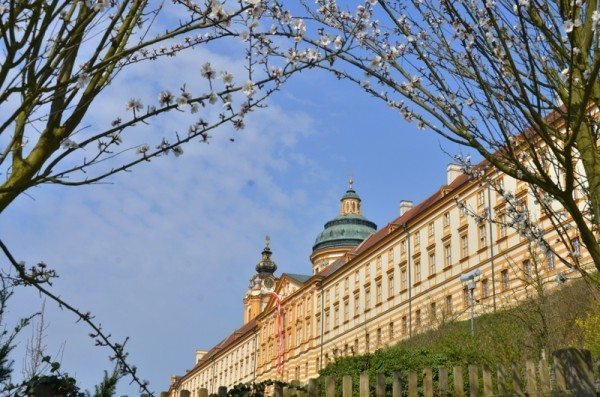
[168,165,592,396]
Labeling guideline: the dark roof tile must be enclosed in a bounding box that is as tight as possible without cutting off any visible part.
[283,273,312,284]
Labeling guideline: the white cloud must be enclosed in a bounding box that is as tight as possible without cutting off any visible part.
[0,6,470,395]
[0,39,326,395]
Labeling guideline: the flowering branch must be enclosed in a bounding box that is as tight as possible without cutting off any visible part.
[0,239,155,396]
[264,0,600,274]
[0,0,305,213]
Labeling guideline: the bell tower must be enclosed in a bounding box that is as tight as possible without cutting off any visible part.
[243,236,278,324]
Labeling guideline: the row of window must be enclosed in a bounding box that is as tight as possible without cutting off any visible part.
[288,243,564,344]
[193,354,254,391]
[253,267,564,381]
[318,255,567,335]
[321,212,536,303]
[297,248,564,348]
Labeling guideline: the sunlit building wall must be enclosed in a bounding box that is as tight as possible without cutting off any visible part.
[168,163,589,396]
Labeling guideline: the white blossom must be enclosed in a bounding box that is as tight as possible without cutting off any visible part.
[270,67,283,78]
[177,91,192,106]
[209,0,229,21]
[293,19,306,34]
[158,91,174,106]
[281,10,292,24]
[583,69,591,80]
[563,18,581,33]
[76,73,90,89]
[305,48,320,62]
[563,20,574,33]
[319,35,332,47]
[242,81,256,96]
[156,138,170,151]
[287,50,299,63]
[233,119,245,130]
[592,11,600,29]
[386,46,399,60]
[137,144,150,155]
[172,146,184,157]
[333,36,343,49]
[371,55,383,68]
[61,139,79,149]
[126,98,143,112]
[92,0,109,12]
[201,62,216,79]
[220,71,234,85]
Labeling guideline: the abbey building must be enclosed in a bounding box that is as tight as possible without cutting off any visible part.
[167,164,588,396]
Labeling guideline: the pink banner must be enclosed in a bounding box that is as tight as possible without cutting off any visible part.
[270,291,285,376]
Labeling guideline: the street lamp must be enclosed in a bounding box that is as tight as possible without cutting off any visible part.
[460,269,481,337]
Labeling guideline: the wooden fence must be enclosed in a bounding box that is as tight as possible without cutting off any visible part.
[172,348,599,397]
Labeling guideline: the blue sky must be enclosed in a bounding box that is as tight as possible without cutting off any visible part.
[0,36,473,395]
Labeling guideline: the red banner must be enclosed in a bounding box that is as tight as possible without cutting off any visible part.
[269,291,285,376]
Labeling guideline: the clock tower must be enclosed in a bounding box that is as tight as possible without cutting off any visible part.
[243,236,278,324]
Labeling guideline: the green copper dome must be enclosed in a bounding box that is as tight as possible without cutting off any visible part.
[312,214,377,252]
[312,184,377,253]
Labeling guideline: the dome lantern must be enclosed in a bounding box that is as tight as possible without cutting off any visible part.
[340,177,361,215]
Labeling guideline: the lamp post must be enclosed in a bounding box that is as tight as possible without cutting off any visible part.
[460,269,481,337]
